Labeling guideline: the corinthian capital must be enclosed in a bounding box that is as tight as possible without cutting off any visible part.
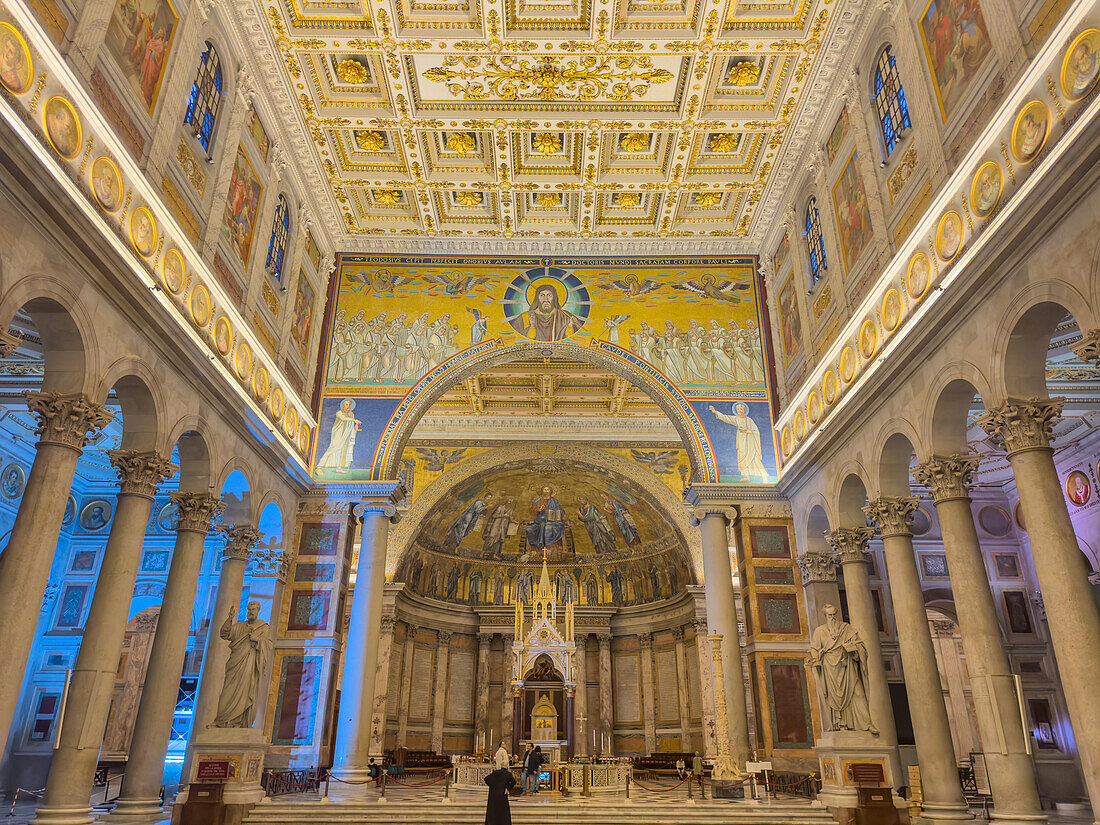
[976,397,1063,455]
[25,391,113,451]
[221,524,263,561]
[864,496,920,538]
[911,454,980,502]
[866,497,919,536]
[0,330,21,356]
[797,550,840,585]
[1070,329,1100,364]
[824,527,874,564]
[108,450,176,498]
[171,491,224,534]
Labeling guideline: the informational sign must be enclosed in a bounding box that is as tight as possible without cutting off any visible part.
[195,759,232,781]
[850,762,886,785]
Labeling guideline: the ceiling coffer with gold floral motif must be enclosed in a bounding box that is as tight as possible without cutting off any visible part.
[255,0,842,239]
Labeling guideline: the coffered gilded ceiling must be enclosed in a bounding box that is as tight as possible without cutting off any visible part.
[236,0,862,250]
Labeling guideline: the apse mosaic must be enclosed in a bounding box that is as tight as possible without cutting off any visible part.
[393,460,695,607]
[313,255,779,484]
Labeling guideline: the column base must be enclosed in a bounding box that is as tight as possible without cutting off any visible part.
[987,815,1050,825]
[30,805,94,825]
[711,754,742,780]
[98,797,166,823]
[919,802,976,821]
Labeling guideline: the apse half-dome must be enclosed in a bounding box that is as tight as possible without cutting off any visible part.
[394,458,695,607]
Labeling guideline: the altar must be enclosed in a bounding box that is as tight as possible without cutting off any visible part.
[508,555,579,756]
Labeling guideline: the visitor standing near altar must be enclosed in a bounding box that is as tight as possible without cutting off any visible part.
[484,766,516,825]
[494,739,510,769]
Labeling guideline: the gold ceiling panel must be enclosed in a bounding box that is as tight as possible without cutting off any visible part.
[255,0,846,239]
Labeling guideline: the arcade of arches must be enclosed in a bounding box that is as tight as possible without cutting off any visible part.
[0,0,1099,824]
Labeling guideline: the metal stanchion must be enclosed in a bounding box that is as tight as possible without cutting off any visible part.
[625,767,630,800]
[379,771,387,802]
[687,771,694,801]
[321,769,330,802]
[443,769,451,803]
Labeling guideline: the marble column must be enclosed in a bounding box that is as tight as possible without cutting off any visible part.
[430,631,452,752]
[474,633,492,748]
[574,634,588,756]
[978,399,1100,817]
[368,615,397,756]
[797,550,843,627]
[687,492,750,765]
[34,451,176,825]
[186,524,263,765]
[501,634,514,751]
[0,392,111,759]
[332,487,404,778]
[863,499,971,821]
[693,620,717,757]
[108,493,224,822]
[706,634,740,779]
[396,625,418,747]
[638,633,657,753]
[913,454,1046,825]
[673,627,693,752]
[824,529,903,782]
[597,633,613,753]
[690,624,717,761]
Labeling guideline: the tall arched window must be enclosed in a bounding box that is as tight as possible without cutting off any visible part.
[805,198,827,287]
[184,41,223,154]
[873,46,911,157]
[266,195,290,281]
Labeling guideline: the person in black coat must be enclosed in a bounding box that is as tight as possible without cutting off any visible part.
[484,767,516,825]
[524,745,545,794]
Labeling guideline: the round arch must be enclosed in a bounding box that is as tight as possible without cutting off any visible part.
[876,431,919,498]
[385,442,704,583]
[0,280,97,395]
[833,466,871,525]
[993,283,1095,399]
[922,364,992,455]
[371,339,718,483]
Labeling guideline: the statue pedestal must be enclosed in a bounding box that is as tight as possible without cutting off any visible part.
[172,728,268,824]
[815,731,906,824]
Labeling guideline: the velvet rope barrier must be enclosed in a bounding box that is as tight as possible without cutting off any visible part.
[386,771,450,788]
[630,774,690,793]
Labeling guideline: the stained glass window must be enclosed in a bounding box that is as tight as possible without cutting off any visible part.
[805,197,827,287]
[184,42,223,154]
[266,195,291,281]
[874,46,911,156]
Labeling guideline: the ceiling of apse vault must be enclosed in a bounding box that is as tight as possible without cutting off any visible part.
[237,0,853,246]
[394,458,696,607]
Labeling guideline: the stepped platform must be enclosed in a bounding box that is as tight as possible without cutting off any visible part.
[242,786,840,825]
